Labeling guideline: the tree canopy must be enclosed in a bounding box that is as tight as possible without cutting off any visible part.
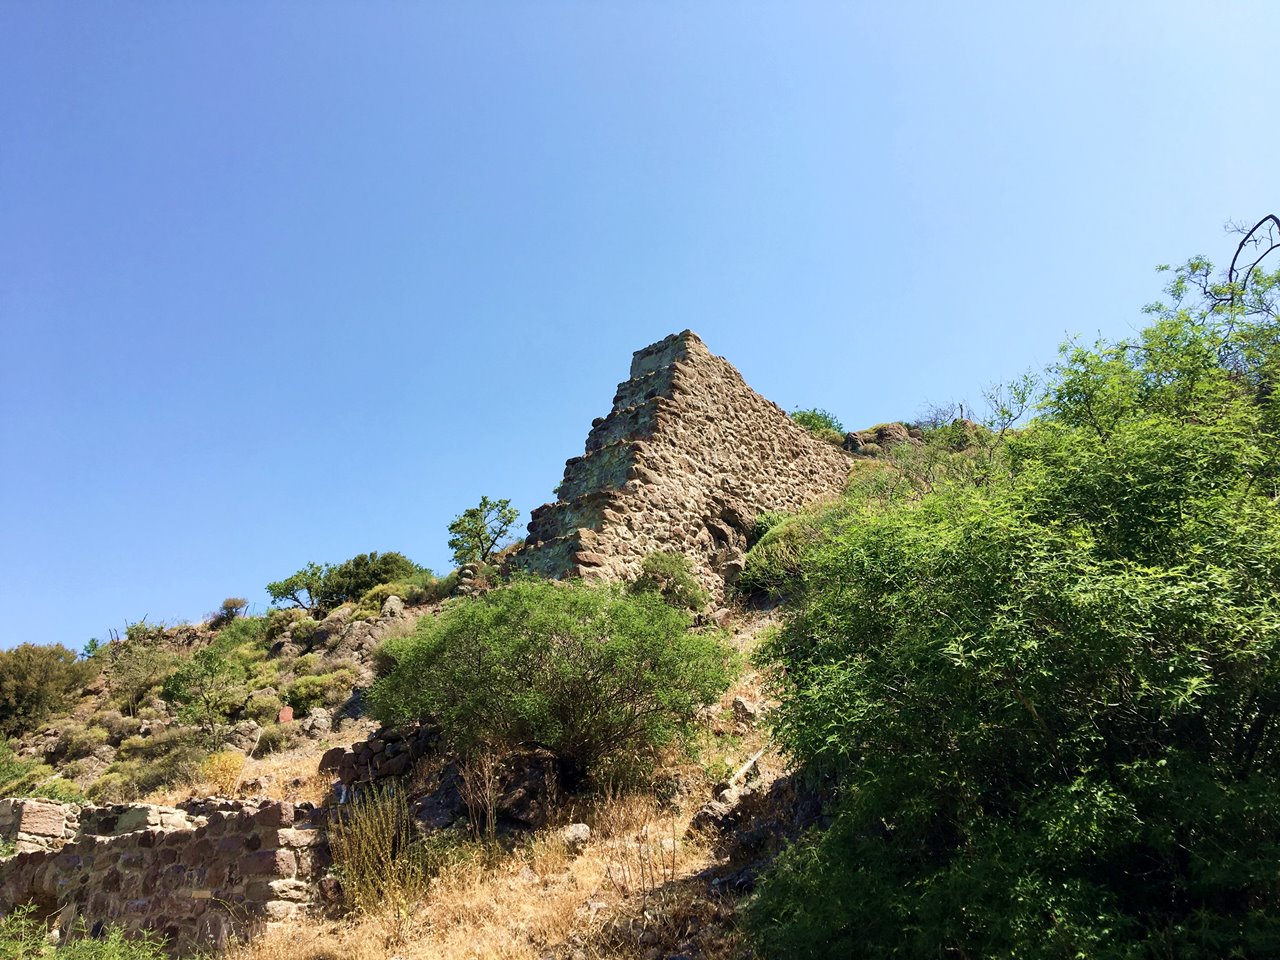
[746,238,1280,958]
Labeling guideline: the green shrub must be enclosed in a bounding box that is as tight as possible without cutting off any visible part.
[204,615,268,655]
[253,722,300,756]
[0,643,99,738]
[162,648,248,738]
[738,512,822,598]
[266,607,305,641]
[812,426,845,446]
[317,552,423,612]
[104,625,177,717]
[371,578,734,779]
[0,903,166,959]
[55,723,109,761]
[745,304,1280,957]
[88,728,208,802]
[790,407,844,435]
[284,669,356,713]
[244,690,285,724]
[629,551,709,612]
[268,553,427,616]
[0,741,82,802]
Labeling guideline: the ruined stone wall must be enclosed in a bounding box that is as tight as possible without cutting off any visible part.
[0,798,327,954]
[513,331,853,596]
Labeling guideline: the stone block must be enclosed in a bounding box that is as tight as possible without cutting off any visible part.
[16,800,68,838]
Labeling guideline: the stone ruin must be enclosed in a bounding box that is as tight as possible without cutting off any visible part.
[0,331,859,953]
[0,797,325,954]
[512,331,853,596]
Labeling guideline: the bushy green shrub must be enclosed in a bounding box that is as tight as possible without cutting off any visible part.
[104,625,177,717]
[88,728,208,802]
[0,903,166,959]
[0,741,82,802]
[266,606,305,641]
[371,578,734,779]
[745,303,1280,956]
[267,552,427,615]
[55,722,109,761]
[0,643,99,738]
[253,722,299,756]
[790,407,844,435]
[317,552,423,612]
[629,551,709,612]
[244,690,285,724]
[284,668,356,713]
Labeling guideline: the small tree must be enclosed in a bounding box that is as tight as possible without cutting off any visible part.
[163,648,247,740]
[0,644,99,738]
[266,562,326,612]
[207,597,248,629]
[447,496,519,567]
[106,622,177,717]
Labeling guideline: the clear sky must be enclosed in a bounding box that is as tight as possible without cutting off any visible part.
[2,2,1277,650]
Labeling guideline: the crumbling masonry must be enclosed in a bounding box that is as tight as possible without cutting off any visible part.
[512,331,853,595]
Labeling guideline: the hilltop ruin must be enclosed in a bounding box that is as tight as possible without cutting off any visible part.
[512,331,853,596]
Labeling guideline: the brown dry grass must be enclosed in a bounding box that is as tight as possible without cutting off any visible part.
[223,788,744,960]
[143,742,333,806]
[219,613,778,960]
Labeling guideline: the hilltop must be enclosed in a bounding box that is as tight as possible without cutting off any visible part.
[3,221,1280,960]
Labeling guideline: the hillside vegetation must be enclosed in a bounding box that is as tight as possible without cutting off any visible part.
[3,223,1279,959]
[744,239,1280,957]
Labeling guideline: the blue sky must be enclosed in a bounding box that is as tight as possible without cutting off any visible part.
[2,2,1276,649]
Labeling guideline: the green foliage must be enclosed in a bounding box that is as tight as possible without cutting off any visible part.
[0,741,82,802]
[350,574,436,620]
[316,552,422,611]
[284,668,356,713]
[371,578,734,778]
[162,648,248,738]
[0,643,98,738]
[104,624,176,717]
[265,606,305,641]
[447,496,519,567]
[88,727,208,802]
[789,407,844,435]
[266,561,325,612]
[267,553,424,616]
[0,903,166,959]
[629,551,709,612]
[746,296,1280,956]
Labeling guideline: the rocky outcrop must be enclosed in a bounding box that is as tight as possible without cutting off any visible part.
[512,331,852,596]
[0,799,325,954]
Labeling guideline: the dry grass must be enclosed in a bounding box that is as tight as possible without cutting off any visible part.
[224,790,726,960]
[220,613,781,960]
[143,741,332,806]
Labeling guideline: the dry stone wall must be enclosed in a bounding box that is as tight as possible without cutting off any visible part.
[513,331,853,596]
[0,798,327,955]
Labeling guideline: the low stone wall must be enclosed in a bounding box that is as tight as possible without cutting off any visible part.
[320,724,441,786]
[0,798,328,954]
